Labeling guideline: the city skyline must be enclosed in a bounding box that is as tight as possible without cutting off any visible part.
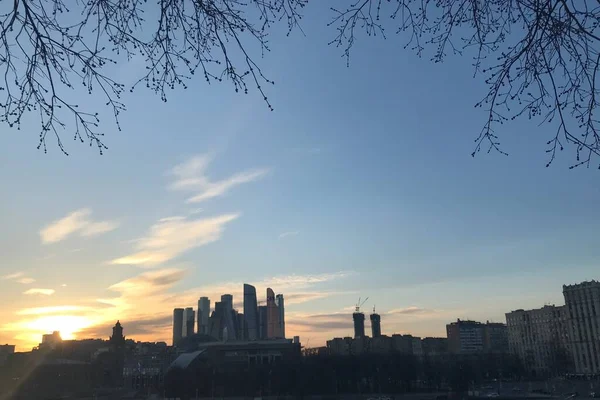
[1,1,599,352]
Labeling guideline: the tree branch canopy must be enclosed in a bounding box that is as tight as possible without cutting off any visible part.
[1,0,600,168]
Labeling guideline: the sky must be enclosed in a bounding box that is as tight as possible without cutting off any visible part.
[1,2,599,351]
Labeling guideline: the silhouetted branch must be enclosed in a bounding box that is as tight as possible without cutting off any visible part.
[329,0,600,168]
[0,0,305,153]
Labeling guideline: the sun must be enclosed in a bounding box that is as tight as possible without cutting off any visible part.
[25,315,95,341]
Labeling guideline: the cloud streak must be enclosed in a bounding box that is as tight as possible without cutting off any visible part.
[2,272,35,285]
[279,231,299,239]
[23,288,55,296]
[169,154,269,203]
[2,272,24,280]
[111,214,239,267]
[40,208,119,244]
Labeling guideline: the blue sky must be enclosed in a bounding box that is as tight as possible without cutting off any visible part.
[1,2,599,350]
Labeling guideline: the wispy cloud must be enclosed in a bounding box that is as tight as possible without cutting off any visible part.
[2,272,35,285]
[108,268,187,297]
[111,214,239,267]
[40,208,119,244]
[23,288,55,296]
[2,272,24,280]
[169,154,269,203]
[279,231,299,239]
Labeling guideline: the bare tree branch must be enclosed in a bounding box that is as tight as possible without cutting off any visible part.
[328,0,600,168]
[0,0,305,154]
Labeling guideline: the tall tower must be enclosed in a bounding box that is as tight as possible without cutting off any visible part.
[370,310,381,338]
[183,307,195,337]
[173,308,184,346]
[353,312,365,338]
[244,284,259,340]
[258,305,268,339]
[197,297,210,334]
[221,294,233,311]
[276,294,285,338]
[266,288,280,338]
[109,320,126,347]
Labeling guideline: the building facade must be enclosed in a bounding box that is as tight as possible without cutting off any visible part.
[197,297,210,335]
[421,337,448,356]
[173,308,184,346]
[506,305,570,376]
[183,307,195,338]
[564,281,600,374]
[244,284,259,340]
[258,305,268,340]
[266,288,280,338]
[447,319,507,354]
[353,312,365,338]
[370,312,381,338]
[276,293,285,339]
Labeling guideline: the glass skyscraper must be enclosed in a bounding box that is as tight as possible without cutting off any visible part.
[244,284,258,340]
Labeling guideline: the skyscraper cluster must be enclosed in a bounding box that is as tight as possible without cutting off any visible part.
[172,284,285,346]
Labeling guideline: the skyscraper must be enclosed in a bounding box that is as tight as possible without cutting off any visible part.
[172,308,184,346]
[221,294,233,311]
[244,284,259,340]
[353,311,365,338]
[276,293,285,338]
[258,305,268,339]
[183,307,195,337]
[197,296,210,335]
[370,312,381,338]
[266,288,280,338]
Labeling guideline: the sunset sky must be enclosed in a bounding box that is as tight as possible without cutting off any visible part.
[1,3,599,352]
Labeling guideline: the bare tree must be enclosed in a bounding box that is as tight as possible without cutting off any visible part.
[329,0,600,168]
[2,0,600,168]
[0,0,305,154]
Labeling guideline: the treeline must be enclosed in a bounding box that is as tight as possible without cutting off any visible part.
[165,352,526,399]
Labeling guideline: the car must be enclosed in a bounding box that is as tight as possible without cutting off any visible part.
[486,393,500,398]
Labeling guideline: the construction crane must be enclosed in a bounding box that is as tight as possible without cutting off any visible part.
[355,296,369,313]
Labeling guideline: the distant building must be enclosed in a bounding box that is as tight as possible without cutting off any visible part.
[221,294,233,311]
[391,334,414,354]
[353,312,365,338]
[109,320,126,347]
[563,281,600,374]
[164,339,301,398]
[485,322,509,353]
[421,337,448,356]
[197,297,210,335]
[266,288,280,338]
[0,344,15,365]
[506,305,570,375]
[173,308,184,346]
[370,312,381,338]
[276,294,285,338]
[371,335,392,354]
[40,331,62,349]
[244,284,259,340]
[183,307,195,338]
[447,320,484,353]
[258,305,268,340]
[447,319,507,354]
[411,336,423,356]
